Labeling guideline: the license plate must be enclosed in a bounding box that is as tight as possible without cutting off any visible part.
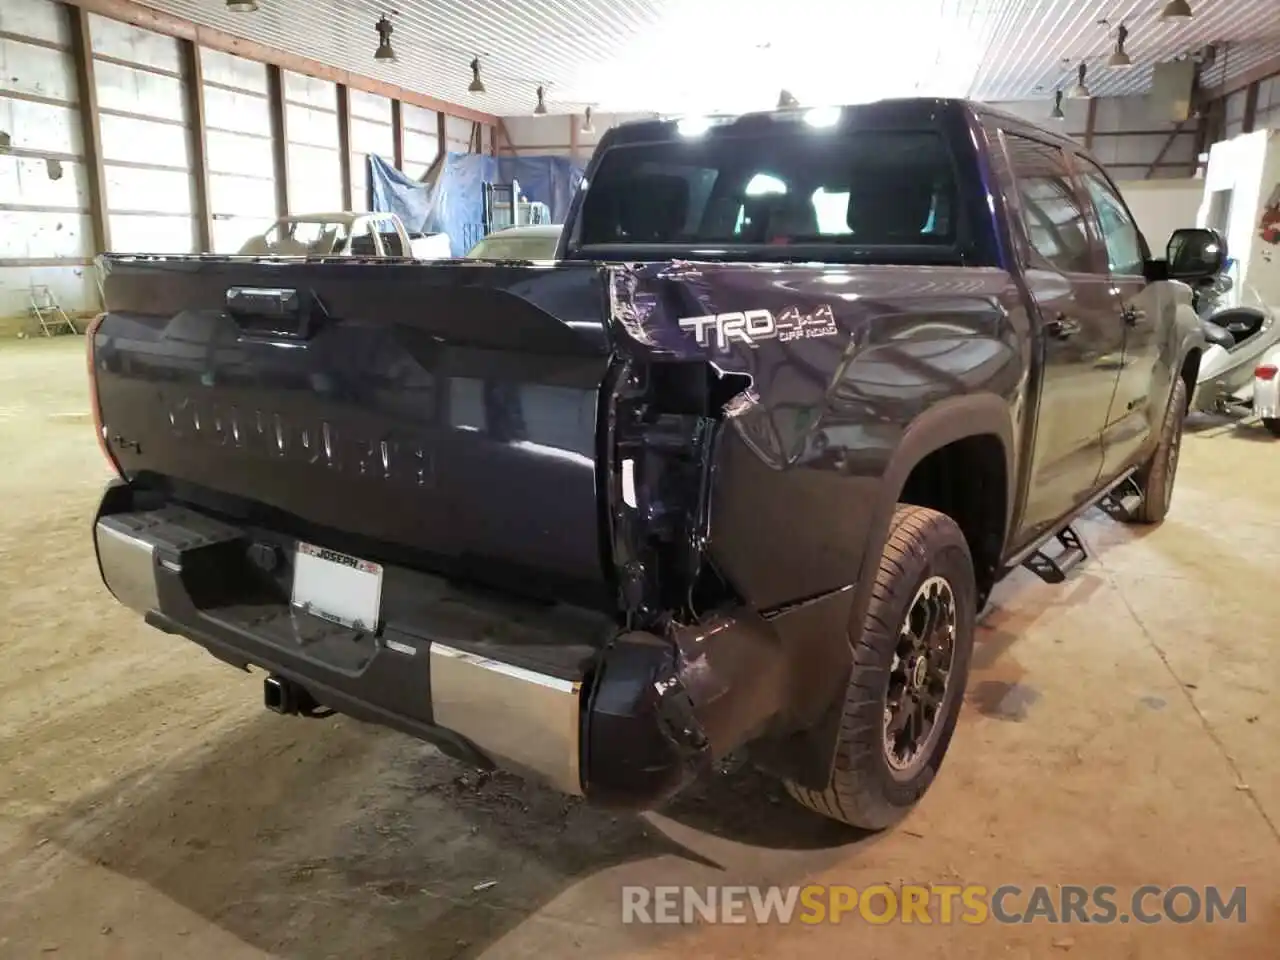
[290,542,383,631]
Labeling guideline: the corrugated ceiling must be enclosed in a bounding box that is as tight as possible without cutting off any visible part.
[134,0,1280,115]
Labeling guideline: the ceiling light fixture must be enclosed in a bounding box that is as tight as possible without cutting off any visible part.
[374,14,396,62]
[1107,23,1133,67]
[580,106,595,135]
[1050,89,1066,121]
[226,0,259,11]
[1067,62,1091,98]
[777,89,800,109]
[1159,0,1193,21]
[534,85,548,115]
[468,57,485,94]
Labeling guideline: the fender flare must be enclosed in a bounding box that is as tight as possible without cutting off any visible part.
[850,391,1016,631]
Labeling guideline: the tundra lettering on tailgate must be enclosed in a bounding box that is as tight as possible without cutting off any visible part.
[678,305,839,350]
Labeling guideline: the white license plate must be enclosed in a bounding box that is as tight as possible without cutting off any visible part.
[290,542,383,631]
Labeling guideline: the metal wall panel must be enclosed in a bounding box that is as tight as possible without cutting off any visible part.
[209,172,275,216]
[0,154,88,210]
[286,101,339,147]
[94,59,185,121]
[0,0,71,45]
[90,15,197,256]
[88,13,182,72]
[0,97,81,157]
[445,112,473,152]
[402,101,438,177]
[109,212,195,253]
[103,164,193,214]
[98,111,189,167]
[200,48,269,95]
[0,2,96,328]
[205,128,272,177]
[0,36,76,103]
[204,84,272,137]
[348,90,393,206]
[283,70,335,109]
[0,210,93,258]
[287,143,343,211]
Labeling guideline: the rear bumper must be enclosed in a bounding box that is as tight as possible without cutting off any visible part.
[94,494,586,795]
[92,482,846,806]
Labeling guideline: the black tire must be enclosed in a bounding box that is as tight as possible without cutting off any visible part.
[784,505,976,830]
[1126,377,1187,525]
[1264,417,1280,438]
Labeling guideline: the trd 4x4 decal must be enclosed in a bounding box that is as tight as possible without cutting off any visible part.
[678,305,839,350]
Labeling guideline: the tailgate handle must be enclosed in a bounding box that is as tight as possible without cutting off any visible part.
[226,286,325,340]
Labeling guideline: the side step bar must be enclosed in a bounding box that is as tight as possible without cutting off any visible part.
[1022,525,1087,584]
[1010,467,1143,585]
[1099,476,1145,521]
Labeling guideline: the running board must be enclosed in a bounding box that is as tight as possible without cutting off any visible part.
[1099,476,1144,522]
[1022,525,1087,584]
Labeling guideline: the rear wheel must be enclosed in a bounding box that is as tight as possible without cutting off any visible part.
[1127,377,1187,525]
[1263,418,1280,438]
[784,505,975,830]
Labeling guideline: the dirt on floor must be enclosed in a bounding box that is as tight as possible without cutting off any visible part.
[0,336,1276,959]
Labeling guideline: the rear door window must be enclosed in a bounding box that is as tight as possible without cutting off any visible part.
[1002,133,1097,274]
[1074,158,1146,276]
[577,128,958,250]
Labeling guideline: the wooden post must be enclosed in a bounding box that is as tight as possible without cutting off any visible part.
[1083,97,1098,151]
[391,99,404,169]
[336,83,353,210]
[267,64,290,217]
[64,4,111,252]
[435,111,447,162]
[179,39,212,251]
[1242,82,1259,134]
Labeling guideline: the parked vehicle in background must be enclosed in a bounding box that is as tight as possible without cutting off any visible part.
[1252,345,1280,436]
[238,212,451,260]
[464,224,562,260]
[1186,250,1279,423]
[88,98,1219,832]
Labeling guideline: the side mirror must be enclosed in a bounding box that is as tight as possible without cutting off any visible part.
[1166,227,1227,281]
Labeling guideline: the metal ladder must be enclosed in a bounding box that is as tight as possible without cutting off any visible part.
[29,285,79,337]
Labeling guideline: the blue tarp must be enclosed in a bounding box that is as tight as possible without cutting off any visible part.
[367,152,584,258]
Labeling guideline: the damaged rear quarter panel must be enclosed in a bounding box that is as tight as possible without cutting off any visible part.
[608,260,1028,612]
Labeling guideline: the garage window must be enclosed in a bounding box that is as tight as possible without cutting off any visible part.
[577,129,958,252]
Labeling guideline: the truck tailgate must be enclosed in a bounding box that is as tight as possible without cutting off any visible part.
[92,257,614,608]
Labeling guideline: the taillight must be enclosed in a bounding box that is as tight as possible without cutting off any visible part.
[1256,364,1278,382]
[85,312,118,473]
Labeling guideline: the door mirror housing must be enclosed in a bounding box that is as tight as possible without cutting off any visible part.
[1165,227,1228,281]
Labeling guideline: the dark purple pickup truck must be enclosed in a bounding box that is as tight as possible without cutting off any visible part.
[88,98,1219,830]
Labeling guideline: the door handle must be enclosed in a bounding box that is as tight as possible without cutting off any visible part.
[1045,315,1081,340]
[1122,304,1142,326]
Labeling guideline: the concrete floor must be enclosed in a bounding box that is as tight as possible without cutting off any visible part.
[0,337,1276,959]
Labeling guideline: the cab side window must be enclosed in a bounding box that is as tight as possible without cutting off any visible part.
[1002,133,1096,274]
[1075,158,1145,276]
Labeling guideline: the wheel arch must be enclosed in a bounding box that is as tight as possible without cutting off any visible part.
[857,394,1015,614]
